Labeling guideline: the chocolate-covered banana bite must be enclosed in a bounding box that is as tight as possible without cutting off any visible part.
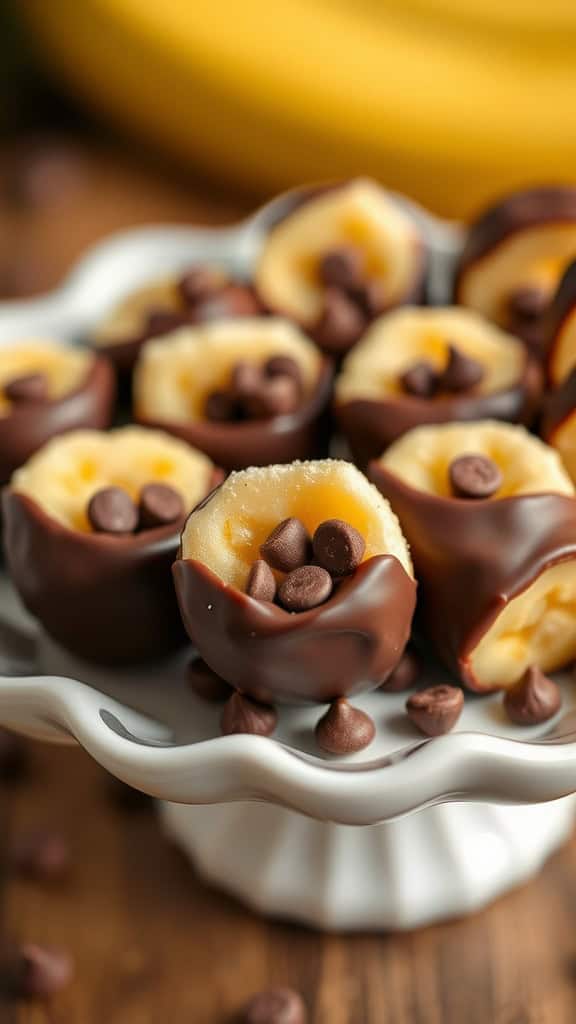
[456,186,576,353]
[3,427,219,664]
[335,307,541,465]
[254,179,426,356]
[133,318,333,470]
[369,421,576,692]
[0,340,114,484]
[91,265,261,372]
[173,460,416,703]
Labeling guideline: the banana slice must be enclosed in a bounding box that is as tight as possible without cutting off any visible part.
[254,179,424,326]
[0,340,94,415]
[372,421,576,690]
[92,277,180,350]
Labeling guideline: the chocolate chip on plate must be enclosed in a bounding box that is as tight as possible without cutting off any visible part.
[260,518,311,572]
[204,390,239,423]
[315,287,366,352]
[87,486,138,535]
[177,266,226,307]
[406,684,464,736]
[246,559,277,602]
[400,361,439,398]
[507,285,548,324]
[11,829,71,881]
[0,944,75,1000]
[241,986,307,1024]
[264,354,302,385]
[312,518,365,577]
[138,482,185,530]
[187,657,233,702]
[440,344,484,392]
[277,565,333,612]
[315,698,375,755]
[380,649,421,692]
[449,453,503,500]
[503,665,562,725]
[4,373,48,403]
[220,692,278,737]
[319,245,365,291]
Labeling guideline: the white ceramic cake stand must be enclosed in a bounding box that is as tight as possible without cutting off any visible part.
[0,188,574,931]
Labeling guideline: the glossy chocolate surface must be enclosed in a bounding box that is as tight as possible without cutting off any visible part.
[544,259,576,380]
[173,555,416,704]
[336,358,542,466]
[0,356,115,485]
[138,360,334,471]
[369,461,576,690]
[542,366,576,442]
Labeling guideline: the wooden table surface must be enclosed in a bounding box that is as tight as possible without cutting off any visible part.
[1,138,576,1024]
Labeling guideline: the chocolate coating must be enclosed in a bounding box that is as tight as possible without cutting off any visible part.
[544,259,576,382]
[0,356,115,485]
[336,358,542,466]
[138,360,334,471]
[542,365,576,444]
[369,460,576,691]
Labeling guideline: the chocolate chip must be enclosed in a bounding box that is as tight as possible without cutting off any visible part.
[4,373,48,403]
[241,987,307,1024]
[449,453,502,500]
[177,266,226,307]
[400,361,439,398]
[503,666,562,725]
[145,309,188,336]
[204,390,239,422]
[11,830,70,881]
[380,650,421,692]
[0,729,29,782]
[312,519,365,577]
[193,284,260,323]
[231,360,263,399]
[138,483,184,530]
[315,698,375,754]
[319,245,365,291]
[264,355,302,386]
[277,565,333,612]
[353,279,387,318]
[314,287,366,353]
[245,375,301,418]
[0,944,75,1000]
[507,285,548,324]
[260,518,311,572]
[220,692,278,737]
[440,344,484,392]
[87,487,138,535]
[187,657,233,702]
[246,559,277,602]
[406,684,464,736]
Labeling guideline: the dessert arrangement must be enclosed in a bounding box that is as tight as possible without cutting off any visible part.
[4,177,576,760]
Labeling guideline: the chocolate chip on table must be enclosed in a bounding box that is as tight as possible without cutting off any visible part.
[138,482,185,529]
[319,245,365,291]
[246,559,277,602]
[11,830,70,881]
[187,657,233,702]
[400,361,439,398]
[315,698,375,755]
[380,649,421,692]
[0,729,29,783]
[245,375,301,418]
[277,565,333,612]
[503,665,562,725]
[264,355,302,386]
[220,692,278,737]
[177,266,226,307]
[204,390,239,423]
[87,486,138,534]
[145,309,188,336]
[406,684,464,736]
[4,373,48,403]
[260,518,311,572]
[440,344,484,392]
[241,986,307,1024]
[507,285,548,324]
[312,518,365,577]
[0,944,74,1000]
[315,287,366,352]
[449,453,503,500]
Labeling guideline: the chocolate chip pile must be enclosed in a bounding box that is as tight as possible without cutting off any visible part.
[204,355,303,423]
[144,265,260,339]
[245,515,366,612]
[87,482,184,534]
[448,453,502,499]
[314,244,386,350]
[400,343,484,398]
[3,372,49,404]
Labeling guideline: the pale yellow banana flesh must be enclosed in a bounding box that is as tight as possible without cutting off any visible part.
[93,277,179,347]
[0,341,93,416]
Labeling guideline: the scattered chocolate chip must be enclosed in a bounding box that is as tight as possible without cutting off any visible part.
[380,650,421,692]
[241,987,307,1024]
[449,453,502,500]
[353,280,387,318]
[400,361,439,398]
[312,519,365,577]
[177,266,226,307]
[4,373,48,403]
[503,665,562,725]
[277,565,333,612]
[138,483,184,530]
[193,284,260,322]
[245,375,300,418]
[440,344,484,392]
[246,559,277,602]
[264,355,302,386]
[314,287,366,352]
[145,309,188,336]
[187,657,233,702]
[315,698,375,755]
[0,729,29,783]
[507,285,548,324]
[260,518,311,572]
[220,692,278,737]
[406,684,464,736]
[231,361,263,399]
[87,487,138,535]
[204,390,239,422]
[106,776,153,811]
[11,830,70,882]
[0,944,74,1000]
[319,246,365,291]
